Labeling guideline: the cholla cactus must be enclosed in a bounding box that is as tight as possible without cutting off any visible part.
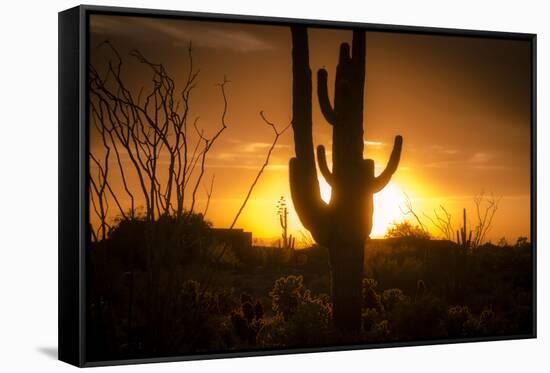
[382,288,408,311]
[290,27,402,332]
[447,305,472,336]
[231,296,265,344]
[269,275,305,321]
[362,278,383,312]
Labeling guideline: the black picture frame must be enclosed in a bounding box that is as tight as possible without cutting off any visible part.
[59,4,537,367]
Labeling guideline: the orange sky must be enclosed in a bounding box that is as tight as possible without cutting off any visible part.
[89,15,532,245]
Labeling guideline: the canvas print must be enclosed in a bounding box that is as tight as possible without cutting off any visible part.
[87,14,534,362]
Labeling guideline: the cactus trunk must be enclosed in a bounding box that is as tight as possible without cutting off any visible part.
[289,27,402,332]
[329,242,364,332]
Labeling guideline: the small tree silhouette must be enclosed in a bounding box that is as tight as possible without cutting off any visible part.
[89,41,226,235]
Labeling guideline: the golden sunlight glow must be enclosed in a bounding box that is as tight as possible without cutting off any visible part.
[319,176,332,204]
[371,181,407,238]
[317,176,407,238]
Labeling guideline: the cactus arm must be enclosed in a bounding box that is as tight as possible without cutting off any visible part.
[372,135,403,192]
[352,30,366,83]
[289,157,328,244]
[289,27,328,244]
[316,145,334,186]
[317,69,337,125]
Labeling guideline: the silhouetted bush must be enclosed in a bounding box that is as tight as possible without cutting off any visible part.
[371,320,391,340]
[382,288,410,312]
[254,300,264,320]
[269,275,306,321]
[447,305,472,337]
[228,293,266,345]
[257,275,333,347]
[361,308,381,332]
[385,221,430,240]
[362,278,383,312]
[391,294,446,339]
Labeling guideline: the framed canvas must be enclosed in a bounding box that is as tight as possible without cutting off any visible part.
[59,5,537,367]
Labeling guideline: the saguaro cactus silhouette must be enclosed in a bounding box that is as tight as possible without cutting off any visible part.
[277,196,295,250]
[289,26,403,332]
[456,208,472,249]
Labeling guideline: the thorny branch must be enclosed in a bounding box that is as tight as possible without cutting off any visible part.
[230,111,291,228]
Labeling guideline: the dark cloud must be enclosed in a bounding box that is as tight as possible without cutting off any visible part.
[90,15,275,52]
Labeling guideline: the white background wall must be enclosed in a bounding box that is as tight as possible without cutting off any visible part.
[0,0,547,371]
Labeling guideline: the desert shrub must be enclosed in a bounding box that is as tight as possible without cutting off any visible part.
[259,276,333,347]
[281,294,332,345]
[93,213,213,275]
[166,280,226,353]
[362,308,381,332]
[206,243,240,267]
[258,295,332,347]
[254,300,264,320]
[382,288,410,312]
[180,280,200,306]
[462,308,499,337]
[385,221,430,240]
[362,278,383,312]
[391,294,446,339]
[515,237,529,248]
[462,315,481,336]
[371,320,391,340]
[447,305,472,337]
[269,275,306,321]
[242,302,255,323]
[479,308,495,325]
[229,295,265,345]
[213,288,238,315]
[240,293,253,304]
[230,312,263,345]
[256,319,286,348]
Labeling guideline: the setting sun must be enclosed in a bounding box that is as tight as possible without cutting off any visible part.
[371,181,407,237]
[318,176,407,238]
